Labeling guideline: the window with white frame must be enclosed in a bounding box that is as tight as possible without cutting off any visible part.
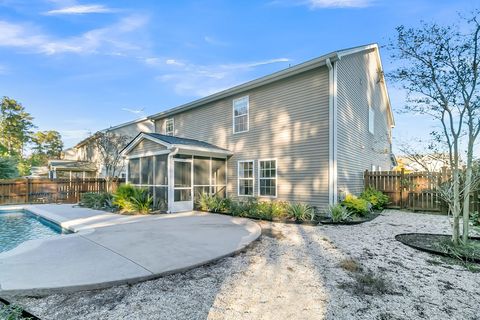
[259,159,277,197]
[233,96,249,133]
[368,106,375,134]
[238,160,254,196]
[165,118,174,136]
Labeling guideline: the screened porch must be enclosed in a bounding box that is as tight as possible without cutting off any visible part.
[122,133,231,213]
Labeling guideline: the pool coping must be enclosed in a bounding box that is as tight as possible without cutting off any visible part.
[0,204,261,297]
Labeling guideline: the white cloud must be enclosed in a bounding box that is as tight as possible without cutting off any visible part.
[204,36,229,46]
[45,4,114,15]
[153,57,291,97]
[0,15,148,55]
[271,0,375,9]
[308,0,373,8]
[165,59,185,66]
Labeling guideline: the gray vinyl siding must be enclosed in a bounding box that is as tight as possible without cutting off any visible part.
[336,50,393,197]
[129,139,167,155]
[155,67,330,209]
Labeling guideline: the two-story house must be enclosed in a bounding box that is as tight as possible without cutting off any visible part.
[121,44,395,212]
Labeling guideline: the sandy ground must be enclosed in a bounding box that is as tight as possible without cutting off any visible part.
[11,210,480,320]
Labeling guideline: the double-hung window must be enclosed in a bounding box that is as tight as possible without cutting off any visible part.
[259,159,277,197]
[233,96,249,133]
[368,106,375,134]
[238,160,254,196]
[165,118,174,136]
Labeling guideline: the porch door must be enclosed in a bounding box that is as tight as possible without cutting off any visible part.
[172,158,193,212]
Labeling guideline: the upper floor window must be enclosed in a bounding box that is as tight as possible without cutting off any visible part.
[233,96,249,133]
[238,160,254,196]
[165,118,174,136]
[368,106,375,134]
[259,159,277,197]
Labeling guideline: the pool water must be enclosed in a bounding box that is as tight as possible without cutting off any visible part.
[0,210,70,253]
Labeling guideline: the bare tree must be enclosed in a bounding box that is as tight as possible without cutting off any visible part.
[91,131,130,189]
[456,14,480,242]
[397,139,450,172]
[389,11,480,245]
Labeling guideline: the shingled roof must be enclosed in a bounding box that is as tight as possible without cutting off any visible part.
[121,132,233,157]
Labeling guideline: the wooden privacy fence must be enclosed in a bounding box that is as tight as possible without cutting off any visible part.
[364,169,480,213]
[0,178,124,205]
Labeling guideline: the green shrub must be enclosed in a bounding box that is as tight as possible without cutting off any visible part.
[196,193,230,213]
[113,184,137,212]
[470,211,480,226]
[257,200,289,220]
[80,192,114,210]
[228,200,247,217]
[286,202,315,221]
[196,192,213,211]
[113,184,152,214]
[129,187,153,214]
[0,304,31,320]
[342,194,371,217]
[360,187,389,210]
[325,204,352,222]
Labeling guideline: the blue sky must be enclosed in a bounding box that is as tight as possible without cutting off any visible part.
[0,0,478,149]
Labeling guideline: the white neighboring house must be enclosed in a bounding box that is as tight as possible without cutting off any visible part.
[62,117,155,178]
[397,153,451,172]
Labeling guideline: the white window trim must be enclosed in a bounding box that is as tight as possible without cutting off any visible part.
[165,118,174,136]
[368,106,375,134]
[258,158,277,198]
[232,96,249,134]
[237,160,255,197]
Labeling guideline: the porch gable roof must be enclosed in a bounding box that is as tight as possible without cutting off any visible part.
[121,132,233,157]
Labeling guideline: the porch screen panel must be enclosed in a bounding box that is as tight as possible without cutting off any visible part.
[212,158,226,197]
[140,157,153,185]
[174,161,191,188]
[194,157,210,185]
[154,155,168,186]
[154,187,168,211]
[128,158,140,184]
[211,158,226,185]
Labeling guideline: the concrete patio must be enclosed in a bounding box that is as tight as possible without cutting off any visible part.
[0,204,261,296]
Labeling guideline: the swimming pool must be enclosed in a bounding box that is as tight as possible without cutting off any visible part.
[0,210,71,253]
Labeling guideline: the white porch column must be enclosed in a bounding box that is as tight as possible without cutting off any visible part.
[167,148,179,213]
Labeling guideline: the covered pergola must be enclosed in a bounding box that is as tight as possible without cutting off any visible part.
[48,160,97,180]
[121,132,232,213]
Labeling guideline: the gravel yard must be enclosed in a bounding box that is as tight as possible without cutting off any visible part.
[12,210,480,320]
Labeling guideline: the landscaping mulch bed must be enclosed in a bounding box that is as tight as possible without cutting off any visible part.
[395,233,480,263]
[204,211,319,225]
[318,212,381,225]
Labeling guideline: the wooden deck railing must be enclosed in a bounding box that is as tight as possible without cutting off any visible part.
[0,178,124,205]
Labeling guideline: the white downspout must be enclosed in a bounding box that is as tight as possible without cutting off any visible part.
[326,58,338,205]
[167,147,179,213]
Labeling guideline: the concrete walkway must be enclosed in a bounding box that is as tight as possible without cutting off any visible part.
[0,204,260,296]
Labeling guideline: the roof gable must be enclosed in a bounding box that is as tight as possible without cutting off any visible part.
[121,132,232,157]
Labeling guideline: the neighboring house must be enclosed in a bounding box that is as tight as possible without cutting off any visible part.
[29,160,97,179]
[396,154,450,173]
[121,44,395,213]
[63,117,154,178]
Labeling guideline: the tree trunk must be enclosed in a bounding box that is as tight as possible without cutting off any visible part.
[452,146,461,245]
[462,135,475,243]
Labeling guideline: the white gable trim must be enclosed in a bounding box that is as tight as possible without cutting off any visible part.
[121,133,173,156]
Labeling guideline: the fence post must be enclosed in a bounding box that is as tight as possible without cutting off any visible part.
[400,168,405,209]
[25,178,30,204]
[364,170,369,189]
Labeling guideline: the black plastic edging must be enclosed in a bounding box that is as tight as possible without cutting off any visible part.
[395,233,480,263]
[0,296,41,319]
